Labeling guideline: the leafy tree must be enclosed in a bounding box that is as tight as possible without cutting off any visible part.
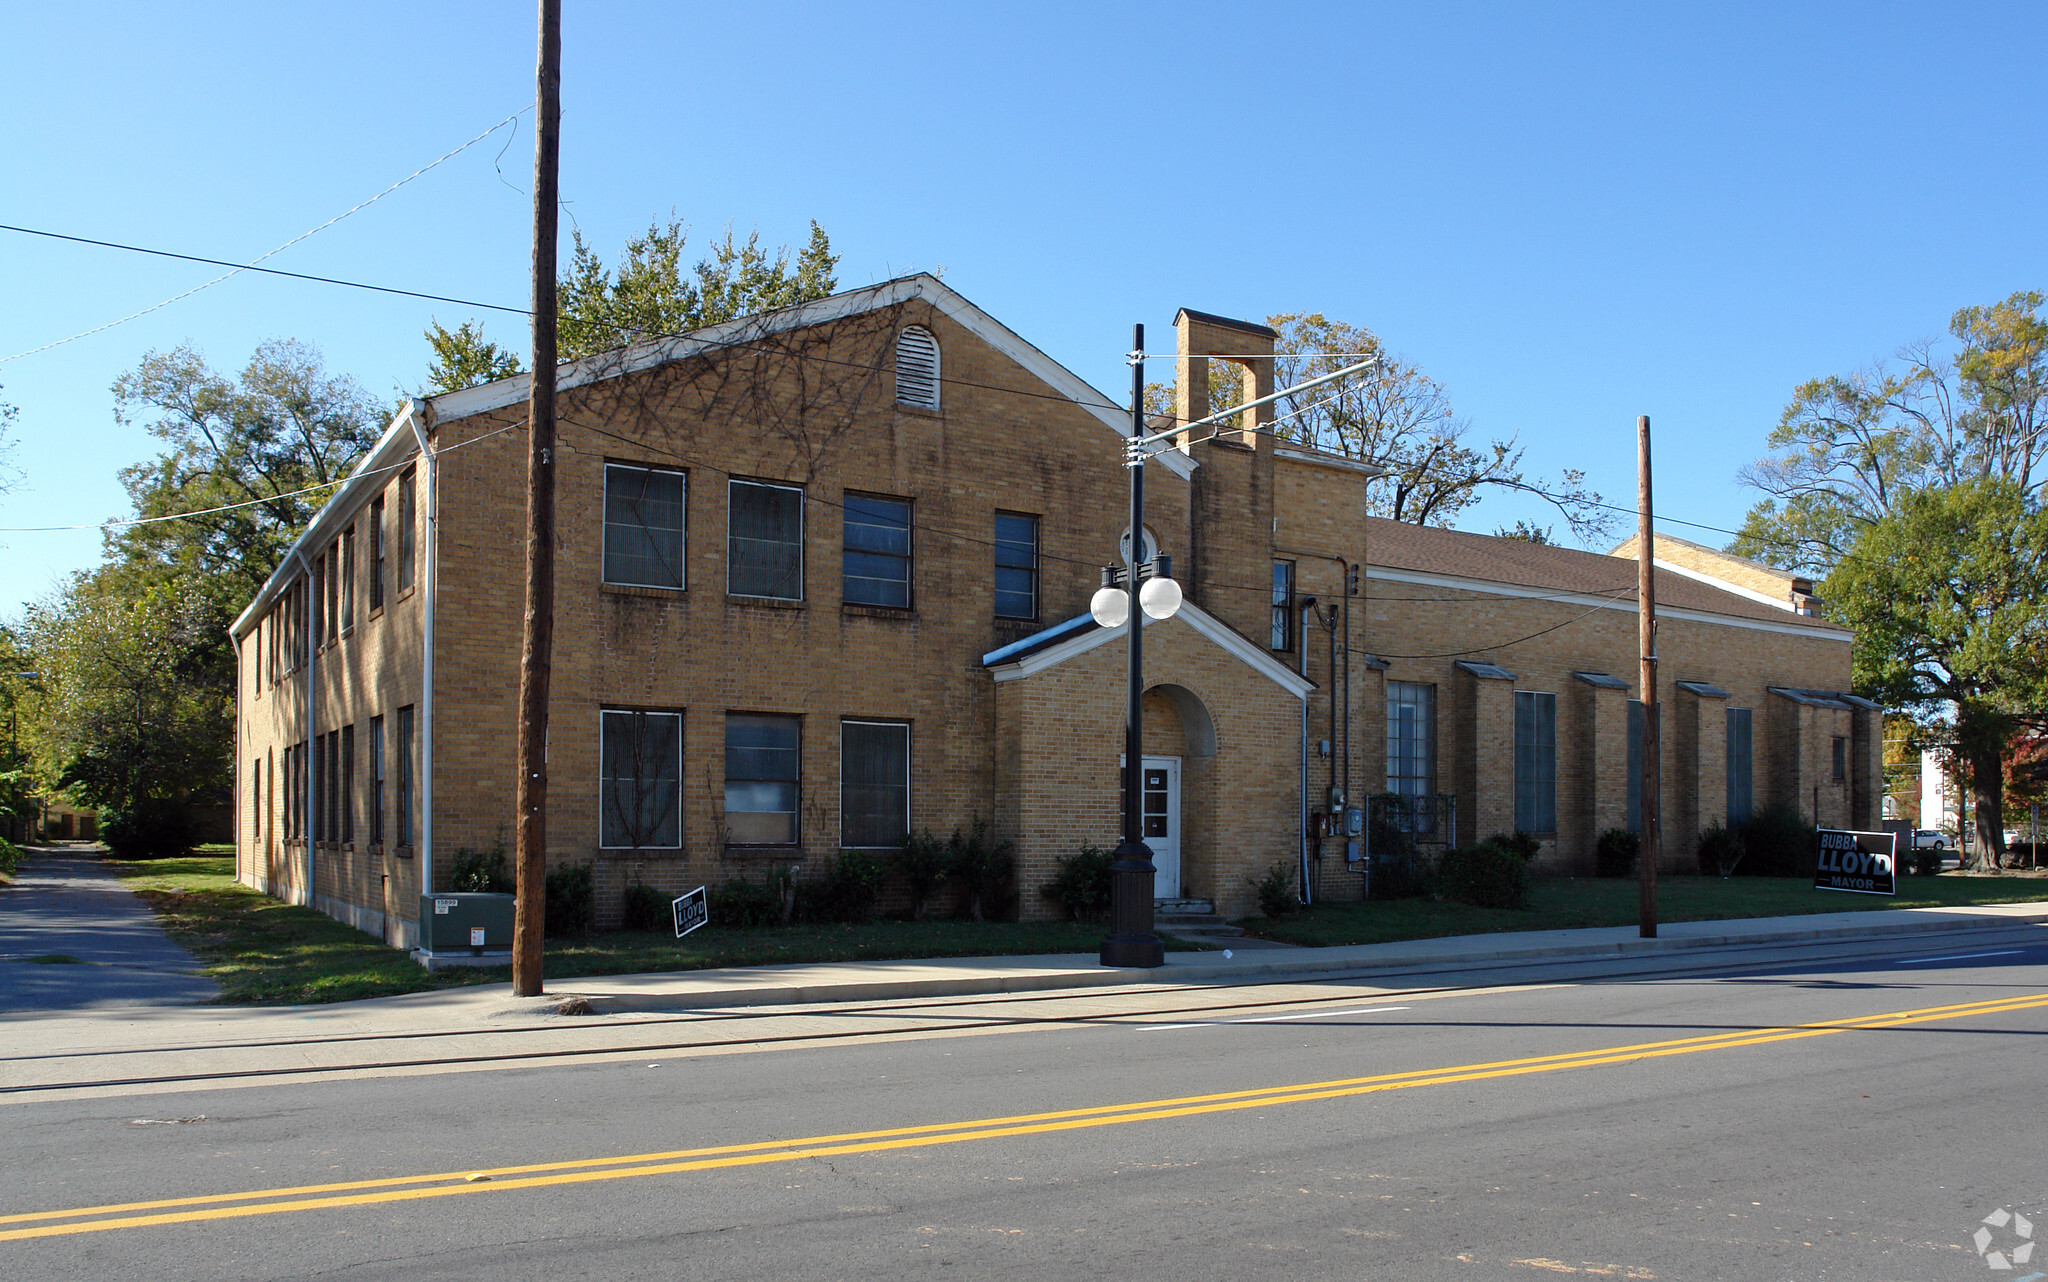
[421,218,841,393]
[1815,478,2048,864]
[1736,291,2048,862]
[110,339,385,611]
[1147,313,1611,541]
[422,319,523,393]
[17,574,232,842]
[1494,520,1555,544]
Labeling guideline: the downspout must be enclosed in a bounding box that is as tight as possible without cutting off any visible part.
[293,548,316,908]
[1298,596,1319,907]
[406,403,438,905]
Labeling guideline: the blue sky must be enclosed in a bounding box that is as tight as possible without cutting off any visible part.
[3,1,2045,616]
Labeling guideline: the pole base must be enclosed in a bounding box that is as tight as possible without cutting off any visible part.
[1100,932,1165,969]
[1100,837,1162,968]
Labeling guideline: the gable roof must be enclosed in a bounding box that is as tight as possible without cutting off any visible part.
[983,603,1315,698]
[1364,517,1850,640]
[231,274,1179,640]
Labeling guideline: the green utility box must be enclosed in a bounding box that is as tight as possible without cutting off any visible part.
[417,893,516,954]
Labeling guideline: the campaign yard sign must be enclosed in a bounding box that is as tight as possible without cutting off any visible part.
[1814,829,1897,896]
[672,885,709,938]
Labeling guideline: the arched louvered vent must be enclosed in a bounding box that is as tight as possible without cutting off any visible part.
[896,326,940,410]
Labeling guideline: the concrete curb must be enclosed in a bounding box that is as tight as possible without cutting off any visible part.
[565,905,2048,1015]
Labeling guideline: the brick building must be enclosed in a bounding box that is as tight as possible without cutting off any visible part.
[230,278,1875,950]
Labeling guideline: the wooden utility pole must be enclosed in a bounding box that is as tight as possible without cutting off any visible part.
[512,0,560,997]
[1636,414,1660,938]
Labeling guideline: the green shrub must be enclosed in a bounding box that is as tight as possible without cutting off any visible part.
[811,852,884,924]
[1594,828,1640,878]
[544,862,594,937]
[448,844,514,893]
[100,801,197,860]
[711,875,780,927]
[1249,860,1298,918]
[1696,821,1746,878]
[0,833,18,878]
[1486,830,1542,862]
[1908,847,1942,877]
[947,818,1015,921]
[1436,842,1529,909]
[895,829,951,920]
[1733,804,1818,878]
[621,882,666,932]
[1041,845,1113,922]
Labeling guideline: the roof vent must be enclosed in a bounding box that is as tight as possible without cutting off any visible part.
[896,326,940,410]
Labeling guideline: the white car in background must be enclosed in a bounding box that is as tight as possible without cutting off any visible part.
[1912,829,1947,850]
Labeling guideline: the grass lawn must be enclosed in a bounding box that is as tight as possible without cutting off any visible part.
[112,851,1173,1006]
[1245,869,2048,948]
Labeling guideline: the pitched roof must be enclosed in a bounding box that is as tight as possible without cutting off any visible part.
[1363,517,1849,637]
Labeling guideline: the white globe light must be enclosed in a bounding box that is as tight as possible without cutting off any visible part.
[1138,575,1183,620]
[1090,586,1130,628]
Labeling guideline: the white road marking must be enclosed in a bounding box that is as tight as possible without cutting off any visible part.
[1137,1006,1410,1031]
[1892,949,2026,965]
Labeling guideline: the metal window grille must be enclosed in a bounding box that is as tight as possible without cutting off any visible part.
[728,480,804,600]
[600,709,683,849]
[841,720,910,849]
[603,464,687,589]
[725,713,800,844]
[842,495,911,608]
[993,512,1038,619]
[1514,691,1557,834]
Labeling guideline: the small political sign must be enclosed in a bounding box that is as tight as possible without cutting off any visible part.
[672,885,709,938]
[1814,829,1897,896]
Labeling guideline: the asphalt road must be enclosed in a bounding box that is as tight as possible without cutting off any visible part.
[0,848,217,1012]
[3,930,2044,1282]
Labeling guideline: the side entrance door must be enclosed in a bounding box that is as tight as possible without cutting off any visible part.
[1141,755,1182,899]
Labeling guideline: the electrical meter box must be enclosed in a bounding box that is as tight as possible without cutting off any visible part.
[418,893,516,953]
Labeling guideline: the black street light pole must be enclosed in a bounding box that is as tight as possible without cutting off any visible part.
[1101,323,1165,969]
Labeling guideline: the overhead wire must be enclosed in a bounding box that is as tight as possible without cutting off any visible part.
[0,109,529,364]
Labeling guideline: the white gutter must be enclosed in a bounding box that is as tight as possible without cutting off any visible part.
[293,548,315,908]
[408,408,438,899]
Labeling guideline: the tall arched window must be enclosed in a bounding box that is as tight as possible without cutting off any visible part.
[896,325,940,410]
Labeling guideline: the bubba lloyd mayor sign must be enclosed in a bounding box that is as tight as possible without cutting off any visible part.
[1814,829,1897,896]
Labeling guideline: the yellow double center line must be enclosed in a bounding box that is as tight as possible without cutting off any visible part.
[6,990,2045,1243]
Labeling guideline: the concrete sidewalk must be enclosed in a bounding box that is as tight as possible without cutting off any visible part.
[5,898,2043,1069]
[0,845,219,1012]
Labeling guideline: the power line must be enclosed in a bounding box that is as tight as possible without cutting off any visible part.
[0,110,529,364]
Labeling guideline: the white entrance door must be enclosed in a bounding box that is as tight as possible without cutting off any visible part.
[1141,755,1182,899]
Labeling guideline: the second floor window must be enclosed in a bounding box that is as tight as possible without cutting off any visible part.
[398,467,417,593]
[993,512,1038,619]
[369,495,386,611]
[1271,561,1296,651]
[604,463,687,589]
[843,494,911,607]
[729,480,803,600]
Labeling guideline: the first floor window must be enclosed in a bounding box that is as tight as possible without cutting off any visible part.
[842,494,911,607]
[1271,560,1296,651]
[1727,708,1754,823]
[369,716,386,845]
[725,713,799,844]
[250,757,261,844]
[339,724,354,843]
[729,480,803,599]
[604,463,687,589]
[1514,691,1557,834]
[396,705,415,848]
[1386,681,1436,833]
[993,512,1038,619]
[841,720,909,849]
[601,709,683,848]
